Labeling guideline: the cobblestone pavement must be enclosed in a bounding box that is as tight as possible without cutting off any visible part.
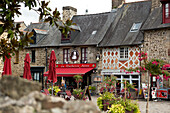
[90,96,170,113]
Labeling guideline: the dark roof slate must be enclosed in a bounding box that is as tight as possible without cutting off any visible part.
[99,1,152,47]
[141,7,170,31]
[70,11,117,45]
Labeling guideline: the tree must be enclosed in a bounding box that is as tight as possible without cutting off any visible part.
[73,74,83,89]
[126,52,170,113]
[0,0,75,59]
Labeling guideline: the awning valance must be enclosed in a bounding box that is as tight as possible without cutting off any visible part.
[44,67,94,77]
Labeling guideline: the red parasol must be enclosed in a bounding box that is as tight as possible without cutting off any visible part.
[2,54,12,76]
[23,53,32,80]
[47,50,57,96]
[47,50,57,83]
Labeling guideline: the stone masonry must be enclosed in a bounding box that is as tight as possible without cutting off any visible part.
[143,29,170,87]
[143,29,170,64]
[62,6,77,23]
[11,46,98,76]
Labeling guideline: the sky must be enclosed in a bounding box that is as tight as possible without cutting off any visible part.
[14,0,144,25]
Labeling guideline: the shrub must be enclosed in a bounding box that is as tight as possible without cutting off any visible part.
[48,86,61,96]
[108,104,125,113]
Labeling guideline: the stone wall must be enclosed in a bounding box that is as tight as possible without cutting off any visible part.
[151,0,161,11]
[143,29,170,64]
[11,46,98,76]
[112,0,124,9]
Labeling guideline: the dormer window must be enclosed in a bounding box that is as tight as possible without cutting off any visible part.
[61,31,71,43]
[161,0,170,24]
[30,30,36,44]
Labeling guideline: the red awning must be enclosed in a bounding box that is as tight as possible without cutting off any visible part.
[44,67,94,77]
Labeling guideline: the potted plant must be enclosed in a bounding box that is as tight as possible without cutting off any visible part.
[48,86,61,96]
[72,88,88,100]
[73,74,83,89]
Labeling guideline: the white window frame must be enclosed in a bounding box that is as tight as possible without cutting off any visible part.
[119,47,128,60]
[130,23,142,32]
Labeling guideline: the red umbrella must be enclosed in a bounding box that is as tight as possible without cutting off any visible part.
[2,54,12,76]
[47,50,57,83]
[23,53,32,80]
[47,50,57,95]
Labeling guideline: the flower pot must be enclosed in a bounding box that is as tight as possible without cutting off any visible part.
[125,110,134,113]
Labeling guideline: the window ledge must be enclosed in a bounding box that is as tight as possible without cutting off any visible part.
[119,58,128,61]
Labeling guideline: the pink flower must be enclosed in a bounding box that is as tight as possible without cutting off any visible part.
[150,74,152,76]
[136,70,140,73]
[131,71,133,73]
[152,61,158,65]
[106,83,109,86]
[156,76,159,79]
[143,67,146,71]
[139,58,142,61]
[145,53,147,56]
[124,69,125,72]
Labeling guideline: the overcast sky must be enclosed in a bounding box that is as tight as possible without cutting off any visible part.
[14,0,144,25]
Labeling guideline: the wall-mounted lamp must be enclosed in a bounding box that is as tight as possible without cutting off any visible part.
[96,53,100,62]
[93,76,102,83]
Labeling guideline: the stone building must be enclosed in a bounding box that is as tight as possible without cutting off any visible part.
[141,0,170,88]
[98,1,152,91]
[11,6,115,89]
[0,21,26,75]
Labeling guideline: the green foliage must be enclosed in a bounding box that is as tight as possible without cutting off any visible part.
[0,0,75,59]
[73,74,83,82]
[97,97,103,110]
[72,88,88,100]
[97,92,115,110]
[101,92,115,100]
[97,92,141,112]
[108,104,125,113]
[89,86,96,91]
[48,86,61,96]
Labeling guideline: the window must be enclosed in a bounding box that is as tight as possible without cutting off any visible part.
[32,50,35,63]
[81,47,87,63]
[165,3,170,18]
[130,23,142,32]
[30,31,36,44]
[63,48,69,64]
[14,51,19,64]
[120,47,128,59]
[162,2,170,24]
[61,31,71,40]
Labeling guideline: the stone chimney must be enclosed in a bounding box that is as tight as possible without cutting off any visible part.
[62,6,77,23]
[112,0,124,9]
[151,0,161,11]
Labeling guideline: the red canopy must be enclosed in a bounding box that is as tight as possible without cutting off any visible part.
[47,50,57,83]
[23,53,32,80]
[44,67,94,77]
[2,54,12,76]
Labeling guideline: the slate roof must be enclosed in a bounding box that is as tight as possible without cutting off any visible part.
[24,11,117,47]
[141,7,170,31]
[24,1,152,48]
[69,11,117,46]
[24,22,61,47]
[99,1,152,47]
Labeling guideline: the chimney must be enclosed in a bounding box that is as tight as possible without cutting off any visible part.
[112,0,124,9]
[151,0,161,11]
[62,6,77,23]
